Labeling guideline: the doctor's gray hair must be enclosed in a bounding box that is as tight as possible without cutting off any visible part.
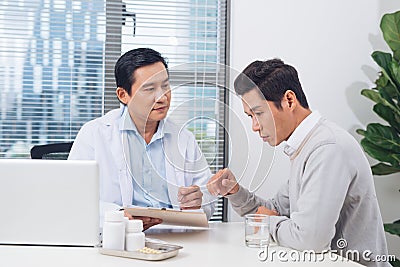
[114,48,169,95]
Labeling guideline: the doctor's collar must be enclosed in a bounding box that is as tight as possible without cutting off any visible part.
[119,106,173,136]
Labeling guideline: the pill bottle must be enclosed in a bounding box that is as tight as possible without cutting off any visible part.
[102,210,125,250]
[125,219,145,251]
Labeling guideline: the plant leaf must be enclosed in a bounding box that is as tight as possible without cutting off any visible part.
[389,258,400,267]
[375,73,388,88]
[371,163,400,175]
[381,10,400,61]
[364,123,400,151]
[393,153,400,162]
[389,60,400,88]
[356,129,366,136]
[372,51,393,73]
[384,222,400,236]
[361,89,400,117]
[361,89,383,104]
[372,51,397,88]
[360,138,400,166]
[375,74,400,104]
[379,86,397,107]
[373,103,400,133]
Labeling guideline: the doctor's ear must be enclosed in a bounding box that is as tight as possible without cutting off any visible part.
[116,87,129,105]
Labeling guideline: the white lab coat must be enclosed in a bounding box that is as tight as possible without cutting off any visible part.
[69,107,216,219]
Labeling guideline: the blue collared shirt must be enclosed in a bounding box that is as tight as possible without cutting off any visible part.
[120,107,172,208]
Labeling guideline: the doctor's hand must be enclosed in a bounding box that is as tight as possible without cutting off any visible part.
[178,185,203,210]
[124,210,162,231]
[207,168,239,196]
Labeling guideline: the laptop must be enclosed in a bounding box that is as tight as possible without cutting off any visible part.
[0,159,100,247]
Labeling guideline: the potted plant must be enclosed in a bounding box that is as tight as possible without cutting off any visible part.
[356,10,400,267]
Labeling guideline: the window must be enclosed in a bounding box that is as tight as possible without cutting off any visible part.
[0,0,228,221]
[0,0,105,157]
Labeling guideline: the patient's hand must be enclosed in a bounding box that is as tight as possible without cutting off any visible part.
[207,168,239,196]
[256,206,279,216]
[124,210,162,231]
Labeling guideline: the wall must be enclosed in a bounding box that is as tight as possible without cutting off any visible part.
[228,0,400,257]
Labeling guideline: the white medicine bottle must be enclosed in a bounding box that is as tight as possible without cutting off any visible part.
[102,210,125,250]
[125,219,145,251]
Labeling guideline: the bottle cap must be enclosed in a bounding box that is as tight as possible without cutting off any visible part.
[126,219,143,232]
[104,210,124,222]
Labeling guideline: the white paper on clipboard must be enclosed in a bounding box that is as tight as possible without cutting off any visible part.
[124,207,209,228]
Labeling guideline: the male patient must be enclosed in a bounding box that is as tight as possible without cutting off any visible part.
[69,48,214,229]
[207,59,389,267]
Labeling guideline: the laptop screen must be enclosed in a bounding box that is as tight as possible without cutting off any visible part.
[0,159,100,247]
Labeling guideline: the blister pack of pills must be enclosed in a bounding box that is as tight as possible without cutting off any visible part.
[99,241,183,261]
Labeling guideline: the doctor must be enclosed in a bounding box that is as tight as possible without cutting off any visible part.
[69,48,215,230]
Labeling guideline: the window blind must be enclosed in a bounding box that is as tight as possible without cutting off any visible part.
[0,0,228,221]
[0,0,106,157]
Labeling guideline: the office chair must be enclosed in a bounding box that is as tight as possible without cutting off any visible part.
[30,142,73,160]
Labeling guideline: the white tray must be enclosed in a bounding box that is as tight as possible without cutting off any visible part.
[99,241,183,261]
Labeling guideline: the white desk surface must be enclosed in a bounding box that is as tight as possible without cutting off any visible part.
[0,222,362,267]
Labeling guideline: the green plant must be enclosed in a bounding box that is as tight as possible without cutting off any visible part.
[356,10,400,267]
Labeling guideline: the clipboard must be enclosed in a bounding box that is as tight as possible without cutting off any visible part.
[124,207,209,228]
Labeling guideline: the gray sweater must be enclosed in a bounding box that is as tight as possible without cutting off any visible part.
[227,118,389,267]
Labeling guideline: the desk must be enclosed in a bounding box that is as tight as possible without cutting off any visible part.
[0,222,362,267]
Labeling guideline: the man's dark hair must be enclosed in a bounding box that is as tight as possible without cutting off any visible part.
[114,48,168,95]
[234,59,309,109]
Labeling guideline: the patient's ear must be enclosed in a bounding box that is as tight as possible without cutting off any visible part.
[284,90,297,110]
[116,87,129,105]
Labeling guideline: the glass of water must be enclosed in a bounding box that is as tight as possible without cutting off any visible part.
[245,214,270,248]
